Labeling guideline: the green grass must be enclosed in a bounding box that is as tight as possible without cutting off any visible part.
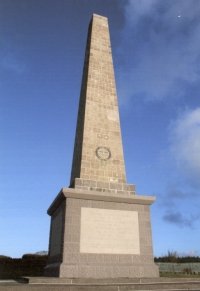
[160,272,200,278]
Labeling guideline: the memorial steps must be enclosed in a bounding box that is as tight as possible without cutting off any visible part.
[1,277,200,291]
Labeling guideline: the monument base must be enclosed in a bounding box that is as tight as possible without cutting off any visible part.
[45,188,159,278]
[45,263,159,278]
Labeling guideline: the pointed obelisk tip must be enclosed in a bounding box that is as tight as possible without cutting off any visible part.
[92,13,108,21]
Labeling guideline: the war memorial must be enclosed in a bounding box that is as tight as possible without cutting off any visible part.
[2,14,200,291]
[44,13,158,279]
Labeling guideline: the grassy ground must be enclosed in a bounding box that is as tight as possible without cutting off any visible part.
[160,272,200,278]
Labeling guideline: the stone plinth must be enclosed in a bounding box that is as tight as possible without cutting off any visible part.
[45,188,159,278]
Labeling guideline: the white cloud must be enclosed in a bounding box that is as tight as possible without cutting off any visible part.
[117,0,200,102]
[170,107,200,185]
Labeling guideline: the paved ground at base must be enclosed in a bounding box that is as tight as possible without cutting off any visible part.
[1,277,200,291]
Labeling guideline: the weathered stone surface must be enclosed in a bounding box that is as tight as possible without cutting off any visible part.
[45,194,158,278]
[70,14,127,191]
[45,14,158,278]
[80,208,140,254]
[2,278,200,291]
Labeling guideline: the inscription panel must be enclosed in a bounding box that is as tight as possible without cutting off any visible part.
[80,207,140,254]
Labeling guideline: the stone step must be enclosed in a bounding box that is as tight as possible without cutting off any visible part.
[25,276,200,284]
[1,277,200,291]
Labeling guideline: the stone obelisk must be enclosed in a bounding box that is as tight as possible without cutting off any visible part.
[45,14,159,278]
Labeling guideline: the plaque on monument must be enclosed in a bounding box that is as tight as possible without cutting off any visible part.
[80,208,140,255]
[45,14,159,278]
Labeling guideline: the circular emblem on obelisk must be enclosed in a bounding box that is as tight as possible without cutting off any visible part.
[96,146,111,161]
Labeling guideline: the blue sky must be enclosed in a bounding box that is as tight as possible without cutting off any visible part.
[0,0,200,258]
